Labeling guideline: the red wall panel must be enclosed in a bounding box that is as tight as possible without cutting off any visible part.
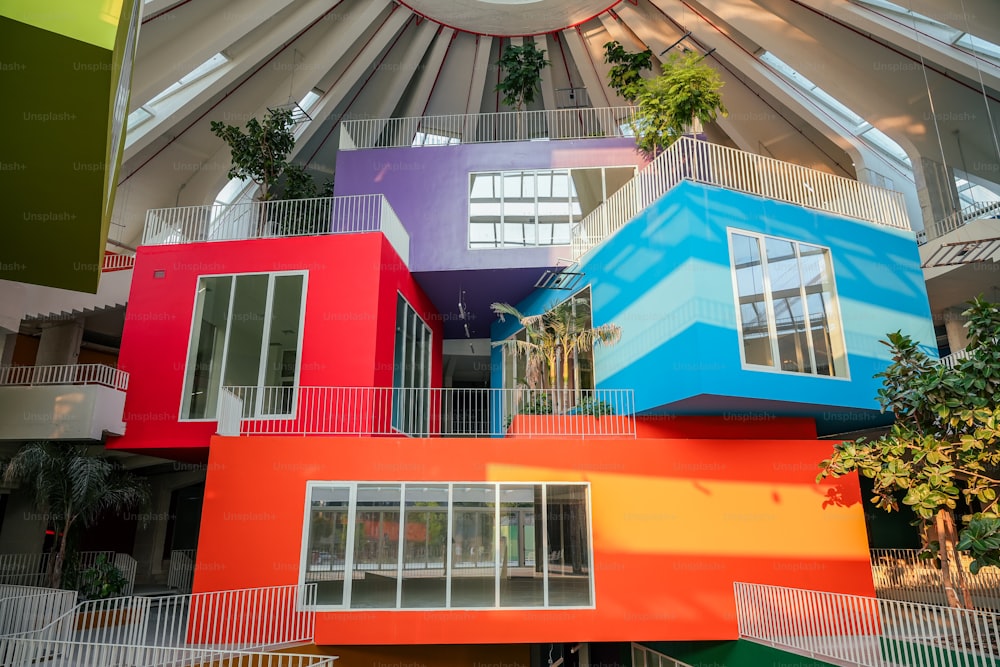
[195,430,873,646]
[111,234,441,454]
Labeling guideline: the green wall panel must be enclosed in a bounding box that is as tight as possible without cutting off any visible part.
[641,640,839,667]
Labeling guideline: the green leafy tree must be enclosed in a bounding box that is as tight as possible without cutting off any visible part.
[210,108,296,201]
[3,443,150,590]
[633,51,727,156]
[492,297,622,396]
[495,42,550,111]
[603,40,653,103]
[817,297,1000,608]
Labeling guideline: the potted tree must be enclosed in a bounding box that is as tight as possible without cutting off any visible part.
[603,40,653,104]
[631,50,727,157]
[492,296,621,434]
[495,41,550,140]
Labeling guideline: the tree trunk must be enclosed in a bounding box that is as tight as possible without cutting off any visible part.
[935,510,974,609]
[49,517,72,590]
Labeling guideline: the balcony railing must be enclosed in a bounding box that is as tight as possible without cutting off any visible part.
[101,252,135,272]
[0,586,77,637]
[0,552,136,596]
[940,347,971,369]
[735,582,1000,666]
[218,386,636,438]
[927,199,1000,241]
[339,106,639,149]
[872,548,1000,611]
[142,194,410,265]
[167,549,196,593]
[0,640,336,667]
[571,136,910,259]
[0,365,128,392]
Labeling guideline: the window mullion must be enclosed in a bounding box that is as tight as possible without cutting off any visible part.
[795,243,819,375]
[215,276,238,416]
[499,172,505,248]
[445,483,453,608]
[542,484,549,607]
[396,483,406,609]
[255,274,277,416]
[495,482,501,608]
[758,235,781,369]
[342,484,358,608]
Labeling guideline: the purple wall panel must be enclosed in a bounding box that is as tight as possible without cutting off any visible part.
[333,138,643,272]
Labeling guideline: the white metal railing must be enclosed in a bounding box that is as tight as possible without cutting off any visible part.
[735,582,1000,666]
[142,194,409,261]
[339,106,639,149]
[101,253,135,272]
[167,549,196,593]
[571,136,910,259]
[872,548,1000,611]
[632,643,697,667]
[0,587,77,637]
[0,551,135,592]
[940,347,972,369]
[929,199,1000,241]
[0,639,336,666]
[0,365,129,392]
[16,584,317,651]
[218,386,636,438]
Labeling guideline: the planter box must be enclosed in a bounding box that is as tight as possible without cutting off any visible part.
[506,414,629,438]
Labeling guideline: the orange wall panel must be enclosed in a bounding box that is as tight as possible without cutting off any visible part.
[196,432,873,645]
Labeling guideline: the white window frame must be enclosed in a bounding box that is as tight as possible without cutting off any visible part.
[178,270,308,421]
[391,292,433,435]
[468,165,638,249]
[727,230,849,379]
[298,481,595,611]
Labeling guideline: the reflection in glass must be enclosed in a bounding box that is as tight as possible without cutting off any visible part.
[450,485,496,607]
[401,485,448,608]
[305,486,349,605]
[261,274,303,415]
[765,238,813,374]
[546,484,591,606]
[182,276,232,419]
[351,485,401,608]
[731,234,773,367]
[500,485,541,607]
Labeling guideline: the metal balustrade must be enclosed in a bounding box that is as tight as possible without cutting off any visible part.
[167,550,196,593]
[141,194,410,265]
[940,348,972,369]
[217,386,636,438]
[571,136,910,260]
[0,365,129,391]
[872,548,1000,611]
[929,200,1000,241]
[735,581,1000,666]
[0,552,135,592]
[14,584,317,650]
[102,253,135,272]
[0,638,336,666]
[339,106,639,149]
[0,586,77,637]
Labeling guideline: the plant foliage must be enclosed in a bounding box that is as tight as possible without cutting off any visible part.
[78,555,128,600]
[495,42,550,111]
[603,40,653,103]
[2,443,149,589]
[491,296,622,393]
[210,108,296,201]
[817,297,1000,583]
[633,51,727,156]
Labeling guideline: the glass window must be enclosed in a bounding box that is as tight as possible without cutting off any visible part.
[300,482,592,609]
[181,272,306,419]
[391,294,432,435]
[729,231,847,377]
[469,166,636,249]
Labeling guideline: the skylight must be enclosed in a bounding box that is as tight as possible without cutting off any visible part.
[147,52,229,107]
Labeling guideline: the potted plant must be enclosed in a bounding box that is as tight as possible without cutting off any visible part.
[492,296,621,433]
[603,40,653,104]
[495,41,550,141]
[631,50,727,157]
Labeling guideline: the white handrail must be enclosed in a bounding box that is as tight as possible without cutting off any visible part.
[101,253,135,272]
[735,581,1000,666]
[218,386,636,438]
[939,347,971,369]
[0,587,77,637]
[141,194,411,265]
[167,549,196,593]
[871,548,1000,611]
[340,106,639,149]
[0,365,129,392]
[571,136,910,259]
[930,199,1000,241]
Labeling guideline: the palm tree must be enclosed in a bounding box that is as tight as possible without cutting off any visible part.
[492,297,622,411]
[3,443,150,589]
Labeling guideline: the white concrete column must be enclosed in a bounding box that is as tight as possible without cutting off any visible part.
[943,307,970,353]
[0,333,16,367]
[35,318,84,366]
[131,470,205,584]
